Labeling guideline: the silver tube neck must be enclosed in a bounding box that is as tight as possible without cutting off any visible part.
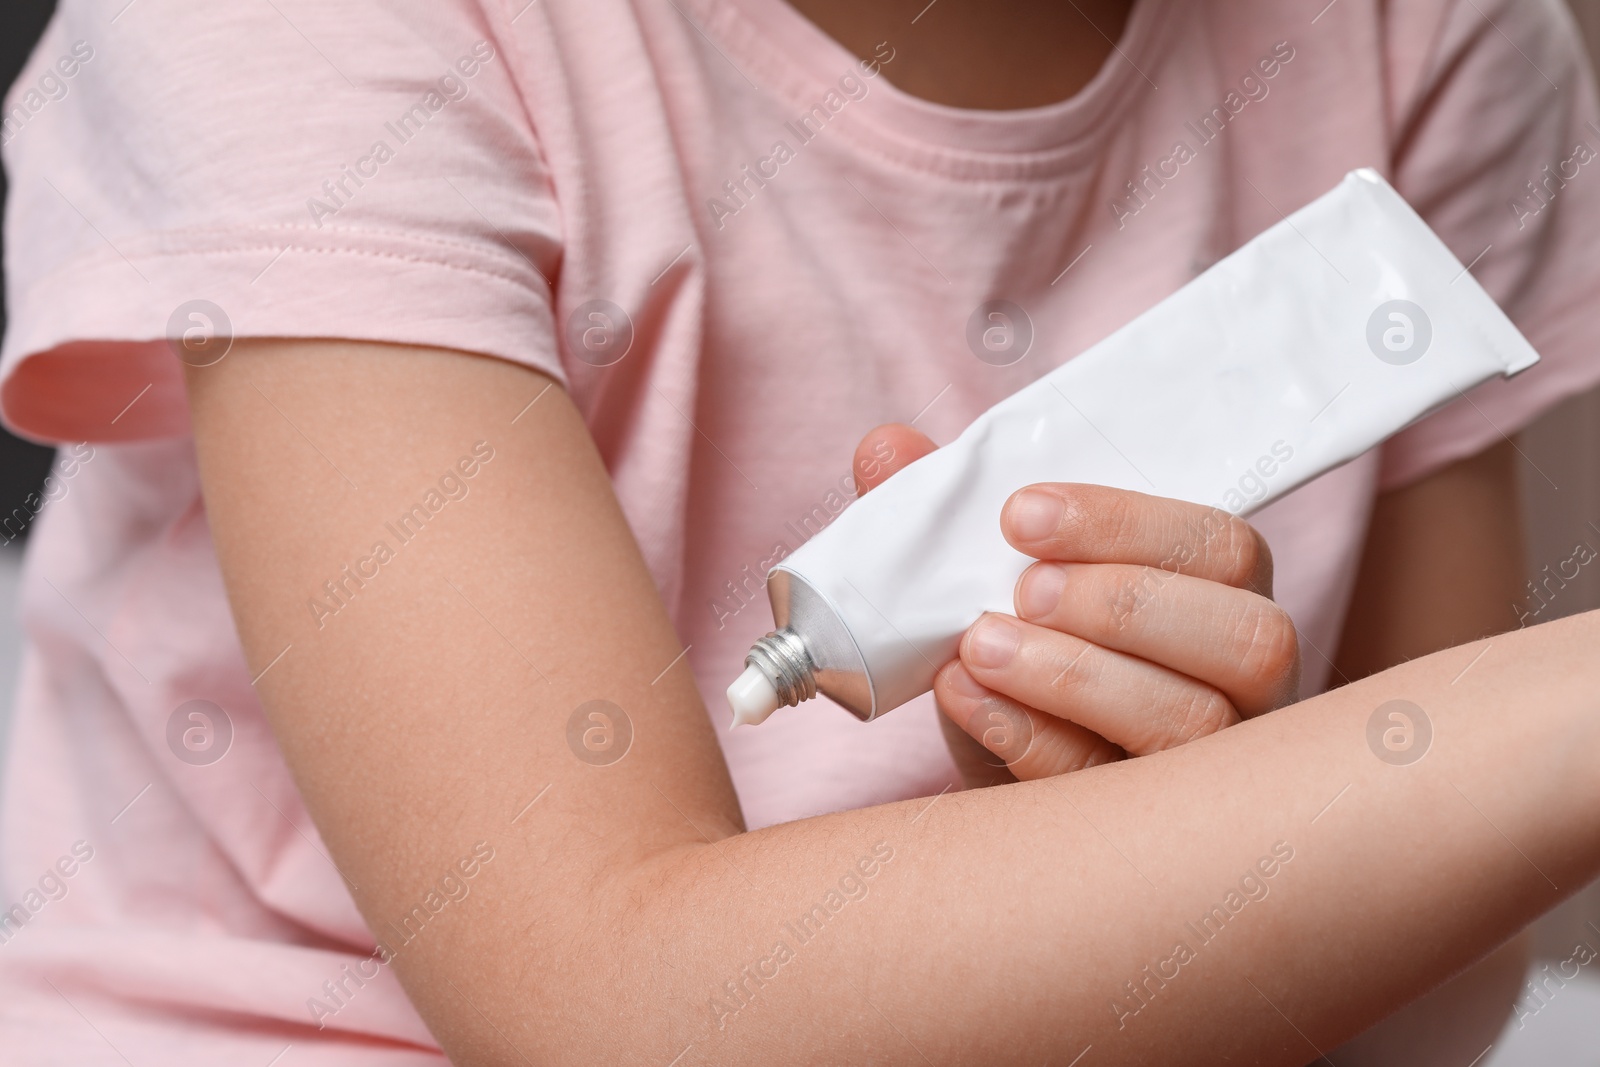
[744,627,816,708]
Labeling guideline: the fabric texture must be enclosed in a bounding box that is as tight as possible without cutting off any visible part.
[2,0,1599,1058]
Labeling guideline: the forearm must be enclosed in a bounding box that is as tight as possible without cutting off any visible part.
[411,616,1600,1064]
[1329,438,1531,1062]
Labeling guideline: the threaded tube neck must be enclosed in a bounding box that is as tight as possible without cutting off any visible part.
[745,627,816,708]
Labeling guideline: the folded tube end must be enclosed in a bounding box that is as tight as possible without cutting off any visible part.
[727,664,782,728]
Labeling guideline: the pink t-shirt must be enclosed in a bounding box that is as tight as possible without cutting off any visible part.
[4,0,1600,1058]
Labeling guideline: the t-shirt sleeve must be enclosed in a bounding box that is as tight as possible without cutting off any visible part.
[1380,0,1600,490]
[1,0,563,444]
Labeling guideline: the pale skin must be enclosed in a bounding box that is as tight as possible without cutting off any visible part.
[188,341,1590,1067]
[179,2,1551,1062]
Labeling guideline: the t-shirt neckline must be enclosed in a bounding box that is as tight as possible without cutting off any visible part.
[703,0,1174,171]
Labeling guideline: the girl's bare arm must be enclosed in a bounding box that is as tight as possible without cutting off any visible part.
[1330,438,1530,1062]
[187,338,1600,1065]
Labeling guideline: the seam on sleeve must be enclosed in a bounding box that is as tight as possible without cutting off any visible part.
[20,240,553,301]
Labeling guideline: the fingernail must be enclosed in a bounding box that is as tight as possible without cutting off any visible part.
[1018,565,1067,620]
[937,664,987,730]
[1009,490,1062,542]
[967,614,1020,670]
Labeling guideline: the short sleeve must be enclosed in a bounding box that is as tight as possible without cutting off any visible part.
[1,0,563,444]
[1380,0,1600,490]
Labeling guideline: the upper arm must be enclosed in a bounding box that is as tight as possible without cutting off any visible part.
[1334,438,1524,682]
[184,337,742,1055]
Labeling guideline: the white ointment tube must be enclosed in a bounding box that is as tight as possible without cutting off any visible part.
[727,169,1541,727]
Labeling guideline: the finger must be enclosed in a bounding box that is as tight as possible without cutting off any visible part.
[959,612,1242,756]
[935,707,1019,789]
[852,422,936,495]
[935,661,1124,781]
[1015,562,1301,716]
[1000,483,1273,595]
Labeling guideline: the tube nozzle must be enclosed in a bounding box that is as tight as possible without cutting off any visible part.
[727,665,781,728]
[727,627,817,727]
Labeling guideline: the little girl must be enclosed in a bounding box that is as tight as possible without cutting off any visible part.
[3,0,1600,1062]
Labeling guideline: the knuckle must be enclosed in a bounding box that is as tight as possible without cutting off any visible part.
[1098,566,1160,633]
[1245,525,1275,594]
[1044,642,1099,707]
[1233,602,1301,697]
[1162,506,1210,570]
[1051,485,1095,552]
[1165,686,1235,747]
[1211,516,1261,586]
[1013,727,1121,780]
[977,702,1036,765]
[1099,491,1146,558]
[1058,485,1141,559]
[1075,736,1126,771]
[1104,572,1143,632]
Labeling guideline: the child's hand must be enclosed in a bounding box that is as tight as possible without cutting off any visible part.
[852,423,1301,785]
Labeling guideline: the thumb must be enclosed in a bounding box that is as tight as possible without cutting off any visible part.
[853,423,937,495]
